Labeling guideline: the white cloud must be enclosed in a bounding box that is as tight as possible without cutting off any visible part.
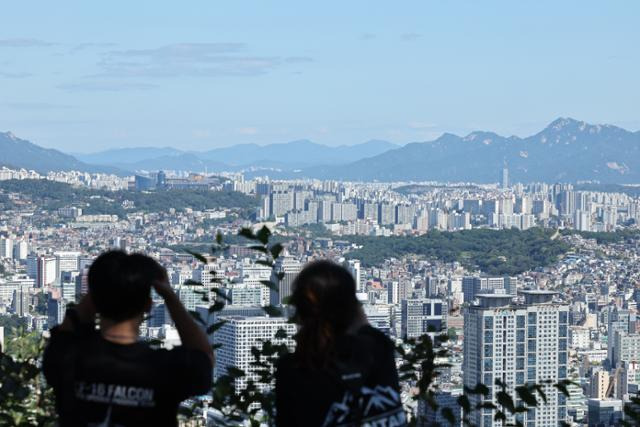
[57,81,158,92]
[237,127,258,135]
[92,43,311,78]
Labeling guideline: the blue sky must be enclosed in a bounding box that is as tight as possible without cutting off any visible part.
[1,1,638,152]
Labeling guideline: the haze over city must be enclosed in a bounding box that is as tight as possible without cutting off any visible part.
[2,3,640,426]
[1,0,639,152]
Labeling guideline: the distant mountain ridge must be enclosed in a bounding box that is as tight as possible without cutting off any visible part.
[0,131,123,175]
[305,118,640,183]
[4,118,640,183]
[75,139,399,171]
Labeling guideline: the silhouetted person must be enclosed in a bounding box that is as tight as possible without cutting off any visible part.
[275,260,406,426]
[43,251,213,426]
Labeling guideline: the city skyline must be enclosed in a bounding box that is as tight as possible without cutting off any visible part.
[1,1,639,152]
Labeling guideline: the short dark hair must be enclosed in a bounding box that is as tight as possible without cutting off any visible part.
[88,250,165,322]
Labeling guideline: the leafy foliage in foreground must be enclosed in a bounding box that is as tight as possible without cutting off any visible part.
[346,228,570,275]
[0,330,55,426]
[183,226,574,426]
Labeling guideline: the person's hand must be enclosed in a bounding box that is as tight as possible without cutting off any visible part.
[151,269,173,298]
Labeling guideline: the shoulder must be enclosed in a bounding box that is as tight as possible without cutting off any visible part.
[356,325,395,350]
[158,346,212,369]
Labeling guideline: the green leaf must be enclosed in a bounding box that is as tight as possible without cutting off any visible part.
[260,280,278,292]
[210,287,232,302]
[269,243,284,259]
[441,407,456,426]
[256,226,271,245]
[249,245,268,254]
[185,249,208,264]
[189,310,205,325]
[238,227,256,240]
[515,386,538,407]
[256,259,274,268]
[227,367,246,378]
[207,320,227,334]
[457,394,471,413]
[209,300,226,313]
[275,328,289,339]
[496,391,515,414]
[262,305,282,317]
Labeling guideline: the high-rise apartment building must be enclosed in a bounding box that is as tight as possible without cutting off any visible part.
[0,237,13,259]
[12,285,30,317]
[590,370,610,399]
[214,316,296,391]
[270,190,294,217]
[463,291,569,426]
[607,307,635,367]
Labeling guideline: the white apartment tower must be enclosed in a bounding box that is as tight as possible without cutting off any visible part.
[463,291,569,427]
[214,316,296,391]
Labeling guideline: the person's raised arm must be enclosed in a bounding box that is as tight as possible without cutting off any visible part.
[152,274,214,365]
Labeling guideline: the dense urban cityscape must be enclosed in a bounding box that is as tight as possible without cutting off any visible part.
[2,165,640,425]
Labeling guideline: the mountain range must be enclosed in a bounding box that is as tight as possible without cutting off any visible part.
[308,118,640,183]
[73,139,399,171]
[2,118,640,183]
[0,131,122,175]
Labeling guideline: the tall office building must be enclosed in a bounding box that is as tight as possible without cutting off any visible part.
[501,166,509,189]
[418,388,463,427]
[343,259,362,292]
[37,256,57,288]
[611,331,640,369]
[61,281,77,303]
[607,307,635,368]
[47,297,67,328]
[590,370,610,399]
[54,251,80,283]
[463,291,569,426]
[12,285,30,317]
[269,256,301,306]
[462,276,507,303]
[0,237,13,259]
[214,316,296,391]
[401,298,447,339]
[12,240,28,260]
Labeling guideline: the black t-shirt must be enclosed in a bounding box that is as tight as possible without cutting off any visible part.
[275,325,406,427]
[43,326,212,427]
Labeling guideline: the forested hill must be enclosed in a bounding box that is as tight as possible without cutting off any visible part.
[345,228,570,275]
[0,179,257,217]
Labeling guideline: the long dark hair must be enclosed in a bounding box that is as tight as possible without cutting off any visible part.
[289,260,361,369]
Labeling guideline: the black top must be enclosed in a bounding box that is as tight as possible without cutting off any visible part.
[43,326,212,427]
[275,325,406,427]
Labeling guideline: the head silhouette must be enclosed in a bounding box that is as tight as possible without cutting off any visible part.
[88,250,165,322]
[290,260,361,368]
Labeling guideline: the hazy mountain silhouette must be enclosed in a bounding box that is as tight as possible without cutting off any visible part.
[305,118,640,183]
[0,131,124,175]
[75,139,398,171]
